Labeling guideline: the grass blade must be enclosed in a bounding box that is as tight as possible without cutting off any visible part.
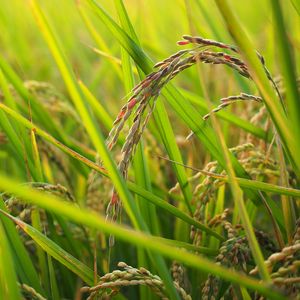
[113,0,193,215]
[78,79,114,131]
[0,102,225,239]
[86,0,276,214]
[0,173,286,300]
[0,221,22,300]
[29,2,181,298]
[0,210,96,286]
[214,0,300,178]
[0,198,44,294]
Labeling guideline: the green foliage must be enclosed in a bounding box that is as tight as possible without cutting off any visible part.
[0,1,299,299]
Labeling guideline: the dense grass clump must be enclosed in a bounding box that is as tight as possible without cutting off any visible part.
[0,1,299,299]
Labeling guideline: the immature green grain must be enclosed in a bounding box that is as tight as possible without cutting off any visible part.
[203,229,277,300]
[18,283,46,300]
[250,222,300,298]
[171,261,191,293]
[81,262,192,300]
[203,93,262,121]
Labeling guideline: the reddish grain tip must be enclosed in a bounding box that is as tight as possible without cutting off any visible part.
[107,141,113,150]
[128,98,137,109]
[219,44,229,49]
[111,192,119,205]
[116,110,125,121]
[177,40,190,46]
[141,80,151,89]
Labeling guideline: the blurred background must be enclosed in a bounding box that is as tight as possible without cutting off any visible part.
[1,0,299,108]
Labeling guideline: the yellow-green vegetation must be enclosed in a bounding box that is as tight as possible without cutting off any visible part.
[0,0,299,299]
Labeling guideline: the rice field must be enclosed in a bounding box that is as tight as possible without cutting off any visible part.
[0,1,299,299]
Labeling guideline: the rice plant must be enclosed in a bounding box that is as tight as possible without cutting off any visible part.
[0,0,299,299]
